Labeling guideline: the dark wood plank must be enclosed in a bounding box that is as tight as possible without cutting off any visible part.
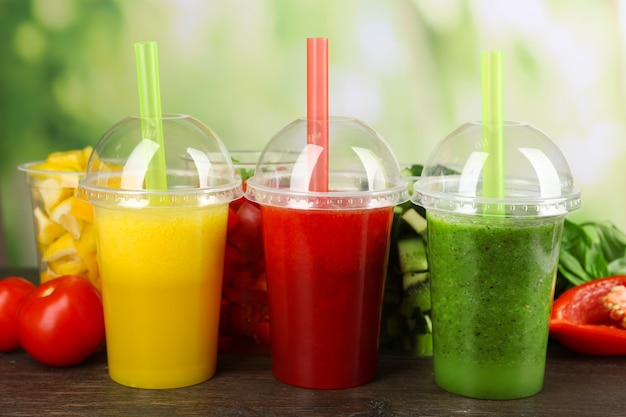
[1,267,625,416]
[1,343,625,416]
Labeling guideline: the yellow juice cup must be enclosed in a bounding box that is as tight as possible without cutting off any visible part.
[78,114,242,389]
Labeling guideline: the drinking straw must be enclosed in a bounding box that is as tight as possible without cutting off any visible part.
[135,41,167,191]
[481,50,504,206]
[306,37,329,192]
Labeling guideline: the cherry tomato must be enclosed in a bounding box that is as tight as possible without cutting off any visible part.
[17,275,105,367]
[0,277,36,352]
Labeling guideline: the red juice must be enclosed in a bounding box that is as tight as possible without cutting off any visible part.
[261,205,393,389]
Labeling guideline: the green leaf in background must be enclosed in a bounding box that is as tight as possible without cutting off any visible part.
[608,257,626,276]
[409,165,423,177]
[557,249,591,286]
[556,218,626,297]
[593,221,626,265]
[560,218,594,255]
[584,247,610,279]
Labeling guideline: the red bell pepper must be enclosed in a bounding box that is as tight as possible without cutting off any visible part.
[550,275,626,355]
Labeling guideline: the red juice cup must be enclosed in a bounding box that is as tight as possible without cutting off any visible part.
[245,117,409,389]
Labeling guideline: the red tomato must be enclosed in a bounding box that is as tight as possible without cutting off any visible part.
[17,275,105,367]
[227,201,263,258]
[223,244,246,286]
[252,321,271,346]
[227,303,261,337]
[0,277,36,352]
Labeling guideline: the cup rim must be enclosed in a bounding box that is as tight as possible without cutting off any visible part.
[17,161,84,176]
[412,177,582,218]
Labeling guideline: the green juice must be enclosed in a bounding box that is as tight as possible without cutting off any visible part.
[427,211,563,400]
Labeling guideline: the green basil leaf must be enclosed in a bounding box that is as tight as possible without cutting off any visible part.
[563,219,595,250]
[591,221,626,262]
[583,246,609,278]
[557,248,591,286]
[608,257,626,275]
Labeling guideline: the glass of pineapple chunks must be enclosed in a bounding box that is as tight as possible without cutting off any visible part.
[18,146,100,291]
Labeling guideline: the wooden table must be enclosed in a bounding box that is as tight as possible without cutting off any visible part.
[1,267,625,417]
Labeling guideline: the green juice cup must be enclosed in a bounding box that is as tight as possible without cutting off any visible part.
[412,121,581,399]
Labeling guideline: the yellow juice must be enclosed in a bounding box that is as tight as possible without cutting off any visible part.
[94,204,228,389]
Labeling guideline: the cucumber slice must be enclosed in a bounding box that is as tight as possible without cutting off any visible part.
[415,332,433,357]
[402,273,431,312]
[424,314,433,333]
[402,271,429,291]
[397,237,428,273]
[402,208,427,236]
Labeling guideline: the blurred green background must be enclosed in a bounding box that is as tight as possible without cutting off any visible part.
[1,0,625,266]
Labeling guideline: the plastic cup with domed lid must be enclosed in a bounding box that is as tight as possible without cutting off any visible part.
[246,38,407,389]
[77,42,242,389]
[245,116,409,389]
[78,113,242,389]
[412,119,581,400]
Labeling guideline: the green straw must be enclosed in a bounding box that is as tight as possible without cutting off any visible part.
[135,41,167,191]
[481,50,504,210]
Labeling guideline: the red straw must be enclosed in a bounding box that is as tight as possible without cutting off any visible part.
[307,37,329,192]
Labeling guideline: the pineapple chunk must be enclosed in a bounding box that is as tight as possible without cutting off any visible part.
[48,255,87,276]
[80,146,94,169]
[42,232,77,262]
[33,206,65,246]
[46,149,86,172]
[50,197,84,239]
[35,177,74,215]
[40,268,60,284]
[33,146,93,172]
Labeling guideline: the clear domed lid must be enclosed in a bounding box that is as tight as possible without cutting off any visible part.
[245,117,409,209]
[412,121,581,217]
[78,114,242,208]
